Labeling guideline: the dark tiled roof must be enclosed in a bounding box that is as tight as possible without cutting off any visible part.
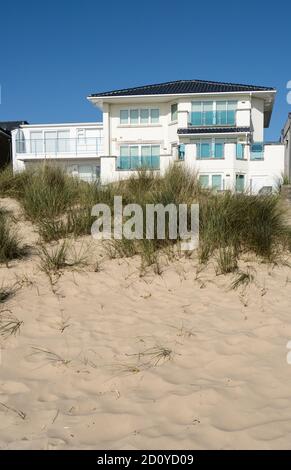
[0,121,28,134]
[178,127,251,134]
[90,79,275,98]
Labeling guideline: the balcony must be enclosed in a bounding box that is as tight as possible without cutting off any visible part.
[16,137,104,157]
[188,110,236,127]
[117,155,160,170]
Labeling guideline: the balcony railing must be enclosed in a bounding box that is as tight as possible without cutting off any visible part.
[16,137,104,156]
[117,155,160,170]
[188,110,236,127]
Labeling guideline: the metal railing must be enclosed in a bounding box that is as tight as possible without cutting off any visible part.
[16,137,104,156]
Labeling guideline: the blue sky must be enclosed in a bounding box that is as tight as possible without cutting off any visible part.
[0,0,290,140]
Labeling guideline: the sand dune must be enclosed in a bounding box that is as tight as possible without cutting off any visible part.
[1,197,291,449]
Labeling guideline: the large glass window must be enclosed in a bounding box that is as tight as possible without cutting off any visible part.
[118,145,160,170]
[191,101,237,126]
[196,139,224,159]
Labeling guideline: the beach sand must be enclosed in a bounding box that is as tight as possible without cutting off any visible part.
[1,197,291,450]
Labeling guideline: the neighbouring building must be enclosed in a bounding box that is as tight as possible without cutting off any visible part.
[0,121,28,168]
[281,113,291,181]
[11,80,287,192]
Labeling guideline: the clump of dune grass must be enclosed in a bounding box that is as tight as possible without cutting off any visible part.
[216,246,238,275]
[0,310,23,339]
[0,210,25,264]
[0,166,31,199]
[21,164,80,222]
[38,240,89,277]
[127,345,174,367]
[231,268,255,290]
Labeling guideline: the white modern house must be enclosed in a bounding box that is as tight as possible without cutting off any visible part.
[12,79,286,192]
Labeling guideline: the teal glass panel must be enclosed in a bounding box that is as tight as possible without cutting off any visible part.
[216,101,227,125]
[250,143,264,160]
[236,143,244,159]
[227,101,237,125]
[200,142,211,158]
[191,102,202,125]
[214,141,224,159]
[119,157,130,170]
[191,112,202,125]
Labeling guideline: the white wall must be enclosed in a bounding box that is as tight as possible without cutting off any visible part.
[251,98,264,141]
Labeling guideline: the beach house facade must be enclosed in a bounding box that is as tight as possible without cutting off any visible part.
[12,122,103,182]
[12,79,285,192]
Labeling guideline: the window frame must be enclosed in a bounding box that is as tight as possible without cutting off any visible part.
[171,103,178,122]
[196,138,225,159]
[118,144,160,170]
[191,100,237,127]
[119,108,160,125]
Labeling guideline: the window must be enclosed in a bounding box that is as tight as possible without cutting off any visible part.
[199,175,209,188]
[236,174,245,192]
[150,109,159,123]
[236,143,244,160]
[171,103,178,121]
[140,109,149,124]
[130,109,139,124]
[250,142,264,160]
[199,174,222,190]
[191,101,237,126]
[214,139,224,159]
[212,175,222,190]
[196,139,224,159]
[16,129,26,153]
[120,110,129,124]
[118,145,160,170]
[119,108,160,125]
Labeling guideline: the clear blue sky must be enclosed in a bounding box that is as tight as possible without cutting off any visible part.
[1,0,290,140]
